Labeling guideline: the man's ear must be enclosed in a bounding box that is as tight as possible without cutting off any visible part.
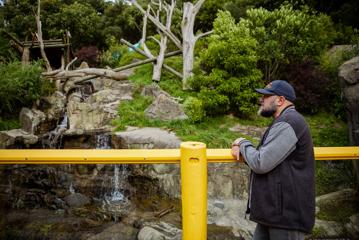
[277,96,286,105]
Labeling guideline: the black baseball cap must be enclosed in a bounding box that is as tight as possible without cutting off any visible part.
[255,80,296,102]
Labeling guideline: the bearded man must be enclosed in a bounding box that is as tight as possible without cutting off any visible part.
[231,80,315,240]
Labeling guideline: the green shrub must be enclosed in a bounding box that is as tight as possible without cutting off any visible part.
[190,11,262,117]
[0,61,53,116]
[99,37,144,68]
[240,4,336,81]
[183,97,206,123]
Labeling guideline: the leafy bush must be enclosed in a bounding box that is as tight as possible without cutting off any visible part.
[99,37,132,68]
[190,11,262,116]
[281,60,333,114]
[183,97,206,123]
[239,4,336,81]
[76,46,99,67]
[0,61,54,117]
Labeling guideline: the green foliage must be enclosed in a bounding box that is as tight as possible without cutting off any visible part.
[0,31,18,63]
[239,4,336,81]
[183,97,206,123]
[0,61,54,116]
[190,11,262,116]
[99,37,131,68]
[57,2,103,48]
[0,117,20,131]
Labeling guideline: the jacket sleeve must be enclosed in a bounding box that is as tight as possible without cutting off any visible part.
[239,121,298,174]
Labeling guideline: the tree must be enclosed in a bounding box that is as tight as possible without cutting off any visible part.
[239,4,336,81]
[189,11,262,116]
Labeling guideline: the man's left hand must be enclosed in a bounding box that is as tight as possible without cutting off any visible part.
[231,138,245,161]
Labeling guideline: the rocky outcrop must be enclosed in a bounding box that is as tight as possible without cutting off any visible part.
[0,128,38,148]
[339,56,359,186]
[19,108,46,134]
[112,127,181,149]
[66,81,134,134]
[145,94,187,121]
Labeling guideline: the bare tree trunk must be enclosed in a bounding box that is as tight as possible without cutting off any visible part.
[36,0,52,72]
[181,0,205,89]
[21,47,30,65]
[152,0,175,82]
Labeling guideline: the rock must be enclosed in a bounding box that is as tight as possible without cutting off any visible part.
[316,188,356,206]
[0,129,38,148]
[345,214,359,239]
[141,83,172,98]
[40,91,66,120]
[90,78,134,93]
[112,127,181,149]
[88,223,138,240]
[207,199,256,240]
[19,108,46,134]
[137,222,181,240]
[314,219,345,237]
[67,96,116,132]
[339,56,359,85]
[64,193,90,208]
[88,89,132,104]
[339,56,359,184]
[229,124,266,141]
[145,94,187,121]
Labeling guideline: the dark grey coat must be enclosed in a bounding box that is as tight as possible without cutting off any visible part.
[239,106,315,233]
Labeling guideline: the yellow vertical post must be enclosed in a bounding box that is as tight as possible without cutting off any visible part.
[180,141,207,240]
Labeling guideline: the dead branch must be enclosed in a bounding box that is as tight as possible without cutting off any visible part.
[131,0,182,51]
[75,50,182,84]
[35,0,52,72]
[121,38,182,79]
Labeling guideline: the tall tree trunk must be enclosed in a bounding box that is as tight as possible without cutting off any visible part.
[181,0,205,90]
[36,0,52,72]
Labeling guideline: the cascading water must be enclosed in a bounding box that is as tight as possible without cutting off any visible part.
[96,134,129,203]
[96,134,130,221]
[44,112,68,149]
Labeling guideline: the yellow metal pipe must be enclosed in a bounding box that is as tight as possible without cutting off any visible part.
[0,147,358,164]
[180,142,207,240]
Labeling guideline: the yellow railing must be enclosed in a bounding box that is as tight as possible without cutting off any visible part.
[0,143,359,240]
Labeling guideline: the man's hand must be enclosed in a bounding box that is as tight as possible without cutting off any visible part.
[231,138,245,161]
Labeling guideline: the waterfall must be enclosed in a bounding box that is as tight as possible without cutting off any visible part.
[95,134,129,203]
[44,112,68,148]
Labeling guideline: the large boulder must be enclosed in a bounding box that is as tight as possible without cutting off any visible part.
[64,193,90,208]
[112,127,181,149]
[0,129,38,148]
[339,56,359,186]
[19,108,46,134]
[40,91,66,120]
[339,56,359,145]
[66,82,134,133]
[145,94,187,121]
[207,199,256,240]
[112,127,181,198]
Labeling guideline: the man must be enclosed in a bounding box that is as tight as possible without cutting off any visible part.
[231,80,315,240]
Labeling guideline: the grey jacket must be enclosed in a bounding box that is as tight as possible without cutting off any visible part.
[239,105,315,233]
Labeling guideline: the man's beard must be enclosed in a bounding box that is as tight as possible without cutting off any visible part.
[258,101,277,118]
